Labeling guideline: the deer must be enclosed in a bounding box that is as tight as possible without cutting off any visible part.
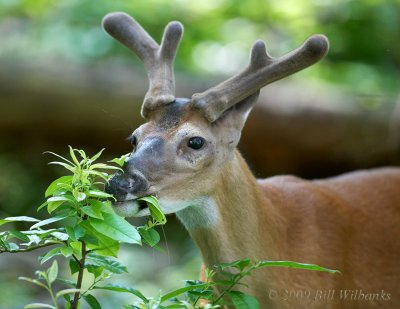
[102,12,400,308]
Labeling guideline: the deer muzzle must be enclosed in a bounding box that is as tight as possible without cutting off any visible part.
[105,170,151,216]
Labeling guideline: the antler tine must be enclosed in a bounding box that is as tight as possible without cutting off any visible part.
[102,12,183,118]
[192,35,329,122]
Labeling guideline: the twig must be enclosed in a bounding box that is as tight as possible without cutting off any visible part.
[212,269,251,306]
[70,240,87,309]
[0,242,60,254]
[71,254,80,264]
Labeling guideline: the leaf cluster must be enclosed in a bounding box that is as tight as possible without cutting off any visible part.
[122,258,338,309]
[0,147,166,308]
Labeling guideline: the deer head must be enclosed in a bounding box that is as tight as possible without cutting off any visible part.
[103,12,329,218]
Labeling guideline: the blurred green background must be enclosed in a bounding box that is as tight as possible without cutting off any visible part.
[0,0,399,307]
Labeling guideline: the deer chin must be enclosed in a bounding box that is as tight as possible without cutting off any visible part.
[112,198,151,218]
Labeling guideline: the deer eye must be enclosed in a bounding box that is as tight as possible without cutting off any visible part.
[187,136,205,150]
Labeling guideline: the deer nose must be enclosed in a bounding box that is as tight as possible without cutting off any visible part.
[105,171,149,201]
[105,173,128,201]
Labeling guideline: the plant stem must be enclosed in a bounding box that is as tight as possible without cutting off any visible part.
[212,274,244,305]
[70,240,87,309]
[0,242,61,254]
[193,278,212,306]
[48,285,59,309]
[81,276,104,298]
[72,254,80,264]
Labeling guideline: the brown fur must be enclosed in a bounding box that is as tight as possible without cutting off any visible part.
[190,152,400,308]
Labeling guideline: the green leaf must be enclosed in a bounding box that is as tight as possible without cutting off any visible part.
[44,151,74,165]
[228,291,260,309]
[30,215,68,230]
[88,199,107,208]
[0,216,39,226]
[184,280,214,303]
[35,270,46,280]
[94,284,148,303]
[138,227,160,247]
[47,196,73,203]
[25,228,56,237]
[45,176,73,197]
[81,205,103,219]
[187,289,214,300]
[88,237,119,257]
[87,190,114,199]
[89,148,105,164]
[47,201,66,213]
[89,212,141,244]
[19,277,48,290]
[9,230,30,242]
[109,153,130,167]
[51,231,69,241]
[80,233,99,246]
[83,294,102,309]
[0,237,8,249]
[138,196,166,225]
[86,253,128,274]
[87,170,109,181]
[73,189,86,202]
[69,146,81,166]
[47,260,58,284]
[256,260,340,274]
[40,247,62,264]
[3,242,19,250]
[58,278,76,287]
[60,246,73,257]
[87,265,104,278]
[46,196,74,213]
[37,201,48,212]
[48,161,76,173]
[160,283,213,302]
[65,225,85,242]
[69,241,82,255]
[24,303,56,309]
[77,149,87,161]
[218,259,251,271]
[69,259,80,275]
[63,293,71,304]
[80,221,119,257]
[90,163,121,170]
[56,288,81,300]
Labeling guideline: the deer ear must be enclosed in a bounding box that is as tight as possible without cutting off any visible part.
[214,91,260,132]
[211,91,259,148]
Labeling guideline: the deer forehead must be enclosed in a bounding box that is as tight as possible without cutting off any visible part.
[152,98,191,131]
[136,101,214,143]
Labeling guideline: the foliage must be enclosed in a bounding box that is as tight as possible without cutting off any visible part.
[0,147,165,308]
[0,147,338,308]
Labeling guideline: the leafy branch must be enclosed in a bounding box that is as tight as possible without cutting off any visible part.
[0,147,166,309]
[0,241,62,253]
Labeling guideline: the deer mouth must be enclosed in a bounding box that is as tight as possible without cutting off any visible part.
[113,199,148,210]
[111,198,150,218]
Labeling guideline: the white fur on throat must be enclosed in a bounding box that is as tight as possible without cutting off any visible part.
[175,197,219,230]
[112,195,219,229]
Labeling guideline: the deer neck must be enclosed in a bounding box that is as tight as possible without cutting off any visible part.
[176,150,280,267]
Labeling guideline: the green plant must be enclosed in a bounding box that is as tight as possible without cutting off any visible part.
[0,147,338,309]
[0,147,165,309]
